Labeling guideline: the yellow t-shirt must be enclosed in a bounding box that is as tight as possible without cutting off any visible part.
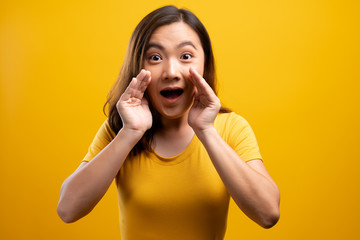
[83,112,262,240]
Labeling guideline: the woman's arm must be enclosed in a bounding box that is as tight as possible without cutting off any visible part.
[57,128,143,223]
[57,70,152,223]
[188,67,280,228]
[196,129,280,228]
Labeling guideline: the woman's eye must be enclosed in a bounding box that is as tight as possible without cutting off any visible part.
[181,53,192,60]
[149,55,162,61]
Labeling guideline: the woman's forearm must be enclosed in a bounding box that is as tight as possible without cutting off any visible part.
[195,127,280,228]
[57,128,143,223]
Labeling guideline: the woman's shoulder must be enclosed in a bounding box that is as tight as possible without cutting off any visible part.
[214,111,253,137]
[82,119,116,162]
[215,111,248,126]
[92,119,117,143]
[103,119,116,134]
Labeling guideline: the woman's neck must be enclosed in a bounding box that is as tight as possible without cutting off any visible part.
[159,114,189,133]
[152,113,195,158]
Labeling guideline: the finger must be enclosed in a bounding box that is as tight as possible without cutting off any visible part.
[139,70,151,93]
[134,69,150,91]
[131,70,152,98]
[120,77,138,101]
[188,67,200,88]
[120,70,152,103]
[189,67,215,97]
[135,69,147,81]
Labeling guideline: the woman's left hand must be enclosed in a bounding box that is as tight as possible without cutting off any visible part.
[188,67,221,133]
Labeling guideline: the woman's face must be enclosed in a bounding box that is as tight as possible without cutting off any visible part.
[144,22,205,120]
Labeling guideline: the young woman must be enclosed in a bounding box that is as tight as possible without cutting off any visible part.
[57,5,280,239]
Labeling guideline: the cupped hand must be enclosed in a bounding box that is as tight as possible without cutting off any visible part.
[116,70,152,134]
[188,67,221,133]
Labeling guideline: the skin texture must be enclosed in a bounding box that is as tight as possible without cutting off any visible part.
[57,22,280,228]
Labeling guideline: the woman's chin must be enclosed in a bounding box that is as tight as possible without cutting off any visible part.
[157,106,192,121]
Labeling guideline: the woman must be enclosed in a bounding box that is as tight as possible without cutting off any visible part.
[57,5,280,239]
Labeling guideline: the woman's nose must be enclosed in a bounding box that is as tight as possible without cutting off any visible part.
[163,58,181,81]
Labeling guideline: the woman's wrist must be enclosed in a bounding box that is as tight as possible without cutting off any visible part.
[194,126,218,143]
[116,127,145,144]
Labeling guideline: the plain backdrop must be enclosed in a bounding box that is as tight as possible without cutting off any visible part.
[1,0,359,239]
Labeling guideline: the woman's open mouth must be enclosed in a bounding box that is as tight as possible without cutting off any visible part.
[160,88,184,100]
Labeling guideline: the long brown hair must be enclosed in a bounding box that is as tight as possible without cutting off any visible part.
[104,5,230,156]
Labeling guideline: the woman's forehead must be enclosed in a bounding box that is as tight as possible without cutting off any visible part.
[148,22,202,48]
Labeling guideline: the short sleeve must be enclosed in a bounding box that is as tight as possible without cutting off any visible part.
[220,112,262,162]
[82,119,116,162]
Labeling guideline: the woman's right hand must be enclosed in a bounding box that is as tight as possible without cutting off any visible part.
[116,70,152,135]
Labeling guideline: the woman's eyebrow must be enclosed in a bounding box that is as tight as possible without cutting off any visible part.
[146,43,164,51]
[177,41,197,50]
[146,41,197,51]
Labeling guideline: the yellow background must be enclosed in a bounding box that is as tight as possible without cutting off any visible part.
[1,0,359,239]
